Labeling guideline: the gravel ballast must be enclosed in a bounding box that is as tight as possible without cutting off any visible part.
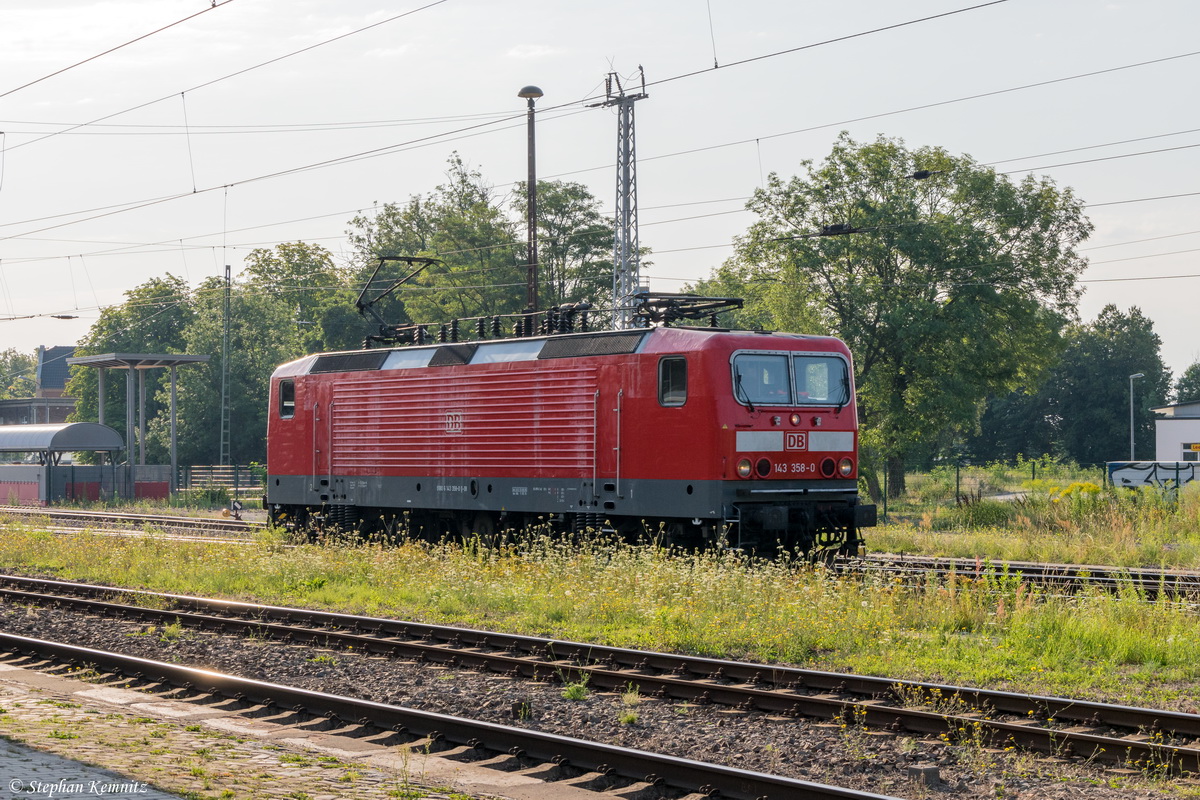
[0,601,1190,799]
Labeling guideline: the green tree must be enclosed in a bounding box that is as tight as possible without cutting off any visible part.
[346,153,524,329]
[1049,306,1170,463]
[511,179,613,308]
[240,242,363,352]
[724,133,1092,496]
[1175,361,1200,404]
[0,348,36,399]
[148,277,303,465]
[967,305,1172,464]
[960,388,1056,464]
[66,275,194,461]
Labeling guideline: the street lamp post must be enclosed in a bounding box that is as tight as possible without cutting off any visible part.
[518,85,543,314]
[1129,372,1145,461]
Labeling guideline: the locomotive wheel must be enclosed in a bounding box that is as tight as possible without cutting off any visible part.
[472,512,497,538]
[662,521,689,547]
[458,511,499,543]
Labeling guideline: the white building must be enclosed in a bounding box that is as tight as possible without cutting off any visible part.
[1153,401,1200,462]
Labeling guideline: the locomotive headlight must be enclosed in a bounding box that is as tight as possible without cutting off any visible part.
[838,457,854,477]
[789,413,802,426]
[736,458,753,478]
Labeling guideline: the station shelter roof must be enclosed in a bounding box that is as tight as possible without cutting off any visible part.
[66,353,210,370]
[0,423,124,453]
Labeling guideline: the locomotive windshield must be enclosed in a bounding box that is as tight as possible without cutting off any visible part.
[731,352,850,407]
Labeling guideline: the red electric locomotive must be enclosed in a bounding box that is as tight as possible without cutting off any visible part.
[265,321,876,553]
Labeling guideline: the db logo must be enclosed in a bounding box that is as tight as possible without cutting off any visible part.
[445,410,464,435]
[785,432,808,450]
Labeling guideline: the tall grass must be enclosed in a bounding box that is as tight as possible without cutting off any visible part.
[1,524,1199,708]
[874,481,1200,568]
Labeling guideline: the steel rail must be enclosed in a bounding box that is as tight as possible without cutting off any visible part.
[0,631,900,800]
[3,573,1200,773]
[0,505,259,535]
[840,554,1200,599]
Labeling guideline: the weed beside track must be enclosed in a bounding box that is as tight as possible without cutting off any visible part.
[1,522,1199,712]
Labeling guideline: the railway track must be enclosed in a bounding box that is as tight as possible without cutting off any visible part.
[842,554,1200,600]
[0,630,898,800]
[2,573,1199,775]
[0,505,260,539]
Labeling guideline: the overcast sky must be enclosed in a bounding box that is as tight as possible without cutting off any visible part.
[1,0,1198,379]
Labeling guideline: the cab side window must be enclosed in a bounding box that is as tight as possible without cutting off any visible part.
[659,357,687,406]
[279,380,295,419]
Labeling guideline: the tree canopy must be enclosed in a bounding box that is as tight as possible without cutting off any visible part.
[1175,362,1200,404]
[511,179,613,308]
[967,305,1172,464]
[0,348,36,400]
[705,133,1093,494]
[345,154,525,326]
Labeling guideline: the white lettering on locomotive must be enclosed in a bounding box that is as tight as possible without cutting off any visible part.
[785,432,808,450]
[445,409,464,435]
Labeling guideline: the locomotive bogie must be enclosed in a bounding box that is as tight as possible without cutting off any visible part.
[266,327,875,553]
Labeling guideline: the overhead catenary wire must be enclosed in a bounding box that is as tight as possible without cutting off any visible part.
[181,93,198,193]
[0,1,1021,238]
[0,0,453,157]
[0,0,239,101]
[11,120,1200,265]
[1,13,1188,257]
[4,3,1195,335]
[0,109,529,136]
[3,179,1199,276]
[545,50,1200,183]
[7,104,1197,263]
[646,0,1012,91]
[0,105,589,241]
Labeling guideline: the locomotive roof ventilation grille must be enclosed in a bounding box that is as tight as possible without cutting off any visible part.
[429,344,479,366]
[310,351,389,373]
[538,331,647,360]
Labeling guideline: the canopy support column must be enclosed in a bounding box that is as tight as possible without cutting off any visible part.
[138,368,146,466]
[170,366,178,491]
[125,368,134,464]
[97,368,105,426]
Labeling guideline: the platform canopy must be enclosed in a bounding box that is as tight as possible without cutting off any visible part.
[0,423,124,453]
[66,353,210,370]
[66,352,210,478]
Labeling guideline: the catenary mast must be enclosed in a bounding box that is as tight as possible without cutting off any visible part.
[594,69,647,330]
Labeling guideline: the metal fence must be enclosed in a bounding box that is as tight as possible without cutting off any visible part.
[178,465,264,496]
[874,458,1108,522]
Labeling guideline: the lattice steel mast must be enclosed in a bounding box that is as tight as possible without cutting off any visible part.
[594,69,647,330]
[219,263,231,466]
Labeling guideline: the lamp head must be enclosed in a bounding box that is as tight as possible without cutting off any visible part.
[517,85,544,99]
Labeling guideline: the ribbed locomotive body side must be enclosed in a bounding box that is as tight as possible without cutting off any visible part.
[265,326,873,551]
